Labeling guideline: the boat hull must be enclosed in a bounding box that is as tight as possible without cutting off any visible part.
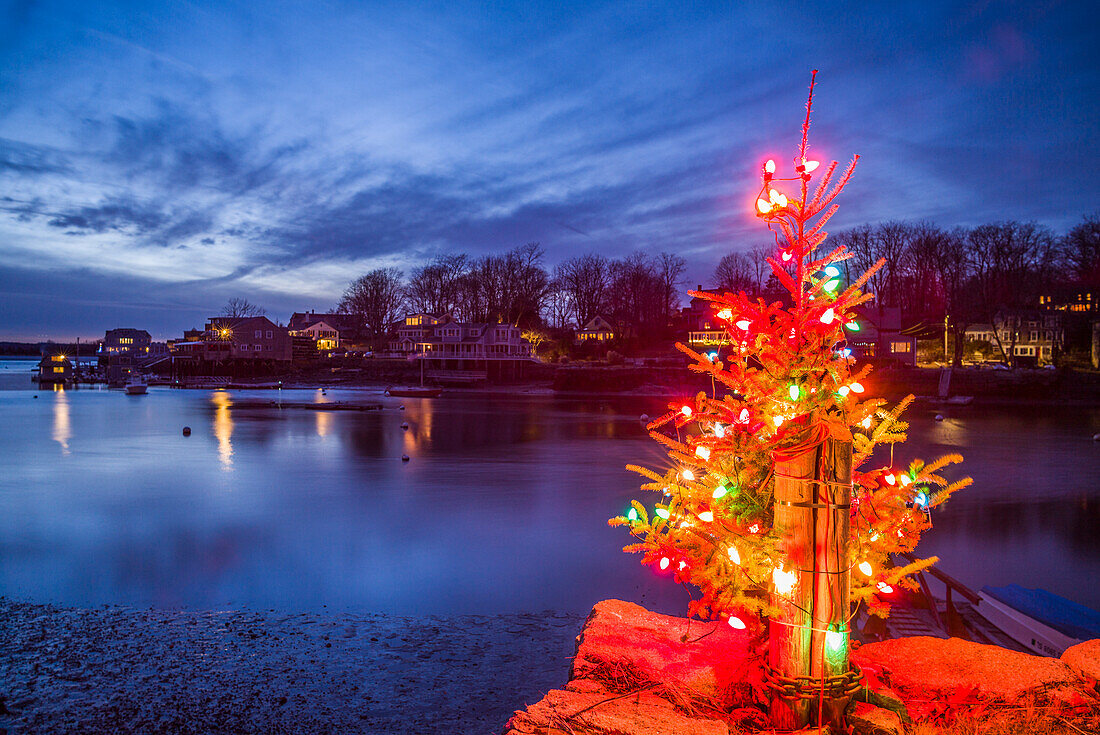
[976,591,1083,657]
[125,384,148,395]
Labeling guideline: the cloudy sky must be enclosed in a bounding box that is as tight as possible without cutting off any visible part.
[1,1,1096,340]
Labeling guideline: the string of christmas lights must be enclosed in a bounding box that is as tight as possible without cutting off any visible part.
[610,72,971,630]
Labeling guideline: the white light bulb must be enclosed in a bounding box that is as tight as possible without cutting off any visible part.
[803,159,819,172]
[698,511,713,522]
[695,446,711,461]
[728,616,747,629]
[728,546,740,564]
[858,561,873,576]
[773,565,798,595]
[713,423,725,438]
[735,319,751,331]
[682,469,695,481]
[764,159,776,174]
[757,198,773,214]
[659,557,670,570]
[820,308,836,325]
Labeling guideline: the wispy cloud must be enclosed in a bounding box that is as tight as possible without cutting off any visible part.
[0,0,1096,339]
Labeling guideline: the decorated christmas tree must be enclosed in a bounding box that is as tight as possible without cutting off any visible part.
[610,72,970,729]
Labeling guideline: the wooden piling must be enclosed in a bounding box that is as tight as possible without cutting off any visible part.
[769,432,853,730]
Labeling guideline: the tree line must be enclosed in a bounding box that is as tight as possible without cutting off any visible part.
[332,214,1098,356]
[336,243,688,346]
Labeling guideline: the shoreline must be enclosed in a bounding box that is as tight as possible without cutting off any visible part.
[0,597,582,734]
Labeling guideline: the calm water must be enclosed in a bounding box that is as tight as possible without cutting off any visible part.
[1,356,1098,614]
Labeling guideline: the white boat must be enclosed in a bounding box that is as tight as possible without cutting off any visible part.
[976,585,1100,657]
[125,377,148,395]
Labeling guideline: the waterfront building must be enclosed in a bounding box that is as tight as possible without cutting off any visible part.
[574,316,616,344]
[169,316,291,375]
[386,313,537,382]
[388,313,452,355]
[965,312,1064,367]
[288,311,366,352]
[37,353,72,384]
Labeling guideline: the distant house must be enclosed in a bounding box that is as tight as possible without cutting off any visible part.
[170,316,291,371]
[288,312,370,351]
[386,313,534,359]
[100,328,152,356]
[388,313,451,355]
[98,328,165,385]
[965,312,1063,367]
[38,354,72,384]
[575,316,616,344]
[844,307,916,366]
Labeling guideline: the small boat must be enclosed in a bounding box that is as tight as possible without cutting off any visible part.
[976,584,1100,657]
[125,377,148,395]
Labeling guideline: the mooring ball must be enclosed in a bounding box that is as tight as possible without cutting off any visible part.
[401,454,410,462]
[639,414,649,422]
[182,426,192,436]
[400,422,409,430]
[934,414,944,422]
[33,395,38,399]
[1093,433,1100,442]
[399,405,406,411]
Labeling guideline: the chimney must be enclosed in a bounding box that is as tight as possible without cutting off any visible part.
[697,284,702,291]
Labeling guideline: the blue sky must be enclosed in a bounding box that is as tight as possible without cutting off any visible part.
[1,0,1096,340]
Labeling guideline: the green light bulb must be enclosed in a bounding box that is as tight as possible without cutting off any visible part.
[627,508,638,521]
[845,321,860,331]
[712,485,728,499]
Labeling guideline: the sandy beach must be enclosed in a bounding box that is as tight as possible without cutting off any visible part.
[0,598,583,734]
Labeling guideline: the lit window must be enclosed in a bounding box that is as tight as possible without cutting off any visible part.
[53,366,65,373]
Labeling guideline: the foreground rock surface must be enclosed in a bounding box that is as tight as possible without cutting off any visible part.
[505,599,1100,734]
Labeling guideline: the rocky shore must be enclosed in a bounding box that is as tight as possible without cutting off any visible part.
[504,600,1100,735]
[0,598,582,734]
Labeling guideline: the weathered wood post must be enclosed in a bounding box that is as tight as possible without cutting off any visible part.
[769,428,853,730]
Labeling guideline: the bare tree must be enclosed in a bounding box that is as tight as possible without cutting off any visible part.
[339,268,406,349]
[714,252,757,293]
[543,282,574,330]
[1060,213,1100,284]
[554,253,611,327]
[406,254,468,316]
[655,252,686,325]
[222,298,265,318]
[968,221,1056,365]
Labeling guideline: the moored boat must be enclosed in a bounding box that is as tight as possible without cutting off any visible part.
[125,377,148,395]
[976,584,1100,657]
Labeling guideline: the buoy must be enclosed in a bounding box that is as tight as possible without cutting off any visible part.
[640,414,649,422]
[182,426,191,436]
[1093,433,1100,442]
[934,414,944,422]
[401,454,410,462]
[400,422,409,430]
[33,395,38,399]
[399,405,406,411]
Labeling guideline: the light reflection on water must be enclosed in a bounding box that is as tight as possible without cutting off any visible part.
[211,390,234,471]
[0,377,1097,616]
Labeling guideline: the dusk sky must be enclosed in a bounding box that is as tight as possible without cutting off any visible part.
[1,1,1097,341]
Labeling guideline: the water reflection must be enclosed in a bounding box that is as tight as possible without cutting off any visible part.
[315,410,333,438]
[52,387,71,454]
[211,391,234,471]
[1,390,1097,614]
